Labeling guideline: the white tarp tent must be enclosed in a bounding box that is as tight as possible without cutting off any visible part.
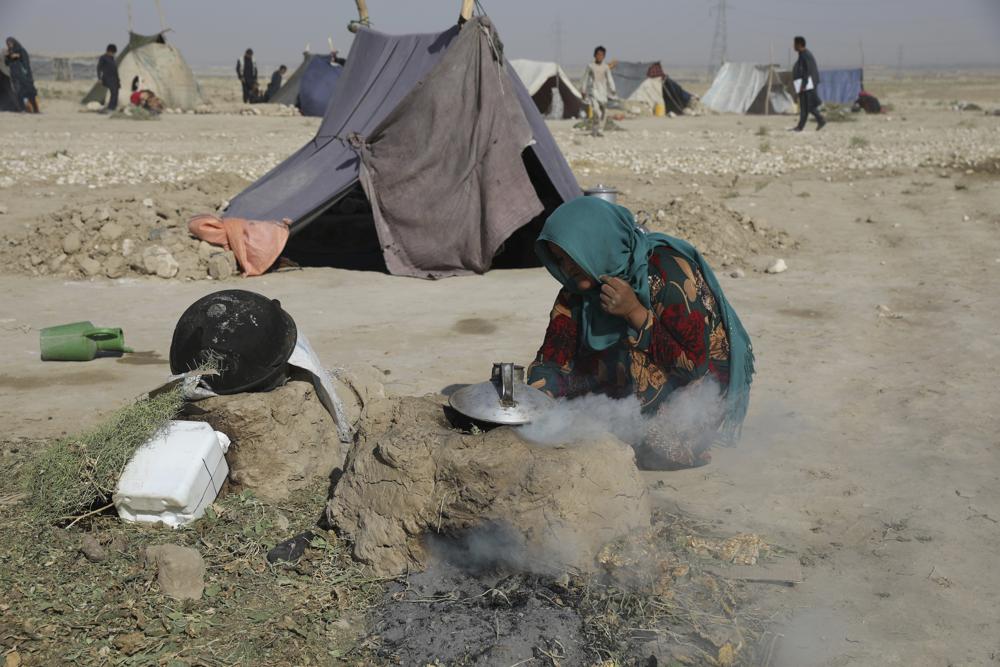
[702,62,793,115]
[510,59,583,119]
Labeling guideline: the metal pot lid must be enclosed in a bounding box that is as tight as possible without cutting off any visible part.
[449,362,555,426]
[583,184,618,194]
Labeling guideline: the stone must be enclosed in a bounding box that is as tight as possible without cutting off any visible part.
[141,245,179,278]
[197,240,216,261]
[96,208,111,222]
[765,258,787,274]
[99,222,124,241]
[79,534,107,562]
[104,255,127,279]
[189,381,349,502]
[85,101,102,111]
[207,251,236,280]
[121,238,135,257]
[142,198,154,208]
[144,544,205,600]
[655,209,666,221]
[62,231,82,255]
[730,268,745,279]
[78,256,102,277]
[325,396,651,577]
[47,254,67,272]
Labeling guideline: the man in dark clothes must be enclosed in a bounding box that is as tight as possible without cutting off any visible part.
[236,48,257,104]
[265,64,287,101]
[97,43,120,111]
[793,36,825,131]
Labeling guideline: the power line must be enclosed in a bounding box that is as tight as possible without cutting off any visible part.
[708,0,728,75]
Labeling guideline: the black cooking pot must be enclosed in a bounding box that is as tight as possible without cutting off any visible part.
[169,289,297,395]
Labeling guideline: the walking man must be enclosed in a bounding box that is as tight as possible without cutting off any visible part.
[97,43,120,111]
[793,36,825,131]
[583,46,616,137]
[236,48,257,104]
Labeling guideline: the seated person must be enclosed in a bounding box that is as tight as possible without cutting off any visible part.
[129,77,164,113]
[527,197,754,469]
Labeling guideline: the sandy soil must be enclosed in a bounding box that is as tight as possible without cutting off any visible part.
[2,75,1000,665]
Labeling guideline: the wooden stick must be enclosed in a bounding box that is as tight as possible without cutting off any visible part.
[460,0,474,21]
[64,502,115,529]
[356,0,368,23]
[766,43,774,116]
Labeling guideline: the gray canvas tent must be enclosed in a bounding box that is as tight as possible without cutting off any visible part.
[612,61,659,101]
[510,59,584,119]
[82,31,203,110]
[225,16,580,278]
[702,62,793,114]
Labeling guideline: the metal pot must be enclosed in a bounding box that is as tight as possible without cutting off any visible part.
[583,184,619,204]
[448,362,554,427]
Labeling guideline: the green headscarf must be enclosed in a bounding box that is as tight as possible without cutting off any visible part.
[535,196,755,439]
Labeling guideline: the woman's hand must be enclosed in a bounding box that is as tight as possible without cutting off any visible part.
[599,275,649,329]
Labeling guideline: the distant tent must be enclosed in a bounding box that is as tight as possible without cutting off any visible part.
[510,59,583,119]
[81,31,203,110]
[224,17,580,279]
[297,56,344,116]
[0,61,19,111]
[267,52,313,106]
[702,62,793,114]
[612,61,659,101]
[817,68,863,105]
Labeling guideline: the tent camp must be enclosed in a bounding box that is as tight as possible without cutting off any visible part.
[817,68,863,105]
[510,59,583,119]
[82,31,203,110]
[0,61,19,112]
[223,16,580,279]
[701,62,794,114]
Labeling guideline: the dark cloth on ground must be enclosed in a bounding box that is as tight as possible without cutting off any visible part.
[662,76,692,114]
[855,92,881,114]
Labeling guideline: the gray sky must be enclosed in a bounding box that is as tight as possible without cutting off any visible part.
[3,0,999,69]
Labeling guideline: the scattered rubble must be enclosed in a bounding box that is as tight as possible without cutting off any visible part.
[145,544,206,600]
[766,258,788,274]
[0,175,250,280]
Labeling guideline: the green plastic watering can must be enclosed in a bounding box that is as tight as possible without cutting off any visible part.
[40,321,133,361]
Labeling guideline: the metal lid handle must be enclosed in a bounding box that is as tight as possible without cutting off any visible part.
[500,362,515,407]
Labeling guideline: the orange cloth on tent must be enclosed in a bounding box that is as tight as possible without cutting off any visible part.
[188,215,291,277]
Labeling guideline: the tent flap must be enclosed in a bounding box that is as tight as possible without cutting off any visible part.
[356,18,543,278]
[818,69,863,105]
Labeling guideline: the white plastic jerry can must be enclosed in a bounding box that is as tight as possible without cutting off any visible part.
[114,420,231,528]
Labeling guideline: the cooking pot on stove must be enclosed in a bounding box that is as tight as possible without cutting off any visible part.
[449,362,554,426]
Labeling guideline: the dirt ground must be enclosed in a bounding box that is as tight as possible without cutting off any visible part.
[2,73,1000,666]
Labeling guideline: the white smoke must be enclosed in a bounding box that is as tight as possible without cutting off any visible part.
[518,378,726,450]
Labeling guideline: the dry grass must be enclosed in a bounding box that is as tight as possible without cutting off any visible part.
[19,387,184,524]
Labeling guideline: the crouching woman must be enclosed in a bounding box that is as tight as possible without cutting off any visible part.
[527,197,754,469]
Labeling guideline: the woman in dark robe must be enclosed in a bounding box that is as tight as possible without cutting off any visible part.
[4,37,39,113]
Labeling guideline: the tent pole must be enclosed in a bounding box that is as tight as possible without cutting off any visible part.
[766,43,773,116]
[126,0,134,33]
[460,0,475,21]
[349,0,369,33]
[155,0,166,32]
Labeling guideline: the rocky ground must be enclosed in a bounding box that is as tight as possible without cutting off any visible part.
[1,72,1000,666]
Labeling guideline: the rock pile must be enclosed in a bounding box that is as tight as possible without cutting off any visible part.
[633,190,795,266]
[0,176,249,280]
